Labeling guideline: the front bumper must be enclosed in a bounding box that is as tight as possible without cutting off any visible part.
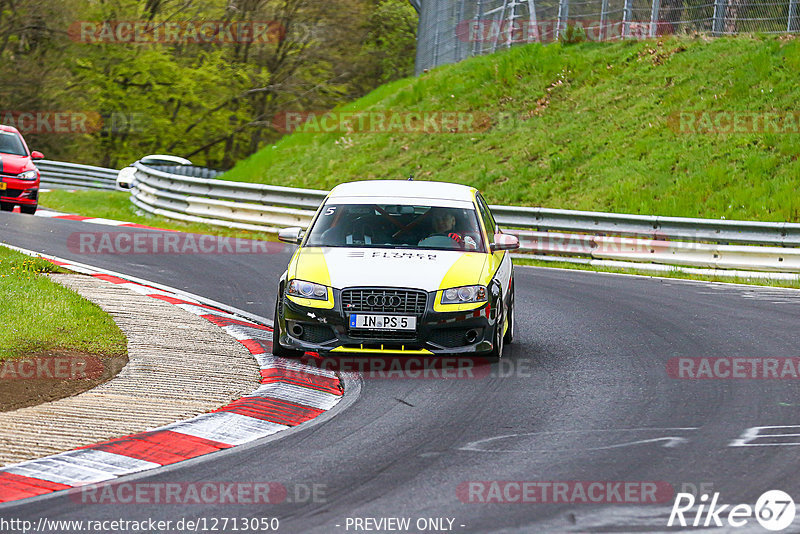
[0,177,39,206]
[279,288,499,356]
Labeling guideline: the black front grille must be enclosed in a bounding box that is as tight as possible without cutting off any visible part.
[0,188,22,198]
[300,324,336,344]
[429,327,482,348]
[341,288,427,315]
[349,329,416,341]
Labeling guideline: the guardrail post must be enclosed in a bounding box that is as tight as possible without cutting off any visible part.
[622,0,633,38]
[649,0,661,37]
[789,0,799,32]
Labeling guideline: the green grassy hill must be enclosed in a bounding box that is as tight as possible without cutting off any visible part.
[222,35,800,222]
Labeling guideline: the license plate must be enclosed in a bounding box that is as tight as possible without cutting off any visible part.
[350,314,416,331]
[0,182,5,190]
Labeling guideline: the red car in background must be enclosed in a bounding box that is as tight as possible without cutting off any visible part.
[0,125,43,214]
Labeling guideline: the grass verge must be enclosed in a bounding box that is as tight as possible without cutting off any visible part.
[0,247,127,360]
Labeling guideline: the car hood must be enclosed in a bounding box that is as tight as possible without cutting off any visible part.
[289,247,489,293]
[0,154,34,175]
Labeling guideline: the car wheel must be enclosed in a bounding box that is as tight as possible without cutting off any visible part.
[0,203,13,212]
[272,290,304,358]
[487,300,504,361]
[20,204,36,215]
[504,287,514,345]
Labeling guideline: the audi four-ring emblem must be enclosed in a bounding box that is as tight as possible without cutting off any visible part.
[366,294,402,307]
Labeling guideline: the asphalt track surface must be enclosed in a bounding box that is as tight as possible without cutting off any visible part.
[3,211,800,533]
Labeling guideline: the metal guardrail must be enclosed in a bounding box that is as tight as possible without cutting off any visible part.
[131,161,326,233]
[37,160,120,191]
[511,230,800,272]
[490,206,800,247]
[42,157,800,275]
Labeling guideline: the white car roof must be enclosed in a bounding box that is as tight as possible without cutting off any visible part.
[327,180,477,203]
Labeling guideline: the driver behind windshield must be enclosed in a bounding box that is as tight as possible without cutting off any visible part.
[425,208,478,250]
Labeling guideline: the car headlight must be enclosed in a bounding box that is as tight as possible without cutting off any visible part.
[441,285,487,304]
[287,279,328,301]
[17,170,37,180]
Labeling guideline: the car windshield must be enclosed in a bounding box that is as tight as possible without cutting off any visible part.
[0,130,27,156]
[305,203,486,252]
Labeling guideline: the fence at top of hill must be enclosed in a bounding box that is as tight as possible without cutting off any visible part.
[415,0,799,72]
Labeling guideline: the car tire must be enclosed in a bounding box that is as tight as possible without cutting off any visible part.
[487,299,504,361]
[0,203,13,212]
[504,286,514,345]
[20,204,36,215]
[272,290,304,358]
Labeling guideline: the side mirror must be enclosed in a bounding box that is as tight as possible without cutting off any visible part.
[278,227,305,245]
[30,151,44,160]
[490,232,519,252]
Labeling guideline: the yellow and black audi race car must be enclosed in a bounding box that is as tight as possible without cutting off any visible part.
[273,180,519,359]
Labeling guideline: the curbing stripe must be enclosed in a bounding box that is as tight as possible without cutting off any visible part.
[213,397,324,426]
[55,450,161,476]
[5,458,117,486]
[0,473,71,503]
[255,354,338,379]
[203,314,270,330]
[223,324,273,341]
[87,430,229,466]
[239,338,271,354]
[247,382,342,411]
[0,475,67,503]
[162,413,289,446]
[0,248,346,505]
[260,368,342,395]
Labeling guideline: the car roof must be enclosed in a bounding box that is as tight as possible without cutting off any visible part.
[0,124,21,135]
[328,180,477,203]
[140,154,192,165]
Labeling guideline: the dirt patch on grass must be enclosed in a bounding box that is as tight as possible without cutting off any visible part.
[0,349,128,412]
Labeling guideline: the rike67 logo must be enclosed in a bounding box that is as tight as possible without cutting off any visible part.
[668,490,796,531]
